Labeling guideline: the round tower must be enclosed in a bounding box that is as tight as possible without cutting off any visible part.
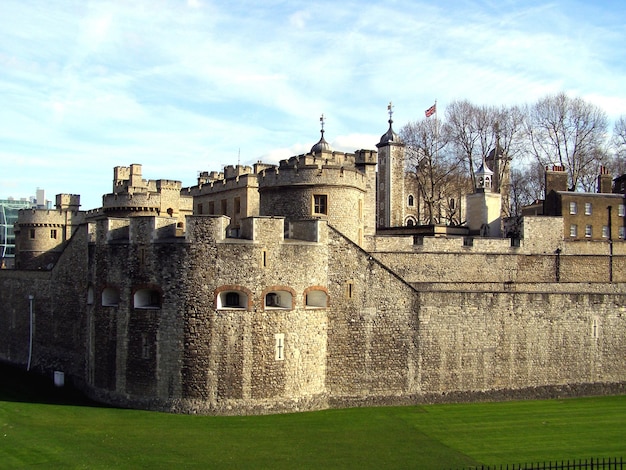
[258,117,369,246]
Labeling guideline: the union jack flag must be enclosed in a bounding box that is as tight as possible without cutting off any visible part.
[425,103,436,118]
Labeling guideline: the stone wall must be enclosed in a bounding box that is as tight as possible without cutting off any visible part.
[1,213,625,415]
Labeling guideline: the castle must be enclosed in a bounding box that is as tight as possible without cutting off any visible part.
[1,114,625,415]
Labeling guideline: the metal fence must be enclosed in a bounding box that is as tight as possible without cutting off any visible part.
[459,457,623,470]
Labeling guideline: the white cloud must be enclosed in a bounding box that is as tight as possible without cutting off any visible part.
[2,0,626,206]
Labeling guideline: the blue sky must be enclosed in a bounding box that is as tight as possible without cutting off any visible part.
[2,0,626,209]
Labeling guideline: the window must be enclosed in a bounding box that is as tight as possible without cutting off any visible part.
[216,288,250,310]
[585,203,592,215]
[602,225,609,238]
[313,194,328,215]
[274,333,285,360]
[221,199,227,215]
[197,203,203,214]
[305,289,328,308]
[264,290,293,309]
[134,288,161,309]
[619,204,625,217]
[208,201,215,215]
[585,225,592,238]
[408,195,414,207]
[570,224,578,237]
[50,229,57,239]
[619,227,625,239]
[102,287,120,307]
[234,197,241,214]
[216,291,248,309]
[569,202,577,215]
[29,228,35,239]
[345,281,354,299]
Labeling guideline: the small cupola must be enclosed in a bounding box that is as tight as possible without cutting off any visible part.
[310,114,331,154]
[377,102,402,147]
[475,160,493,192]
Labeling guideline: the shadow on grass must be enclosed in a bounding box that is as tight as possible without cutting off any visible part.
[0,360,103,407]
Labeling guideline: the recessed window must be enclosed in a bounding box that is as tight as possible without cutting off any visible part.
[234,197,241,214]
[585,225,592,238]
[619,204,625,217]
[208,201,215,215]
[408,195,414,207]
[102,287,120,307]
[619,227,625,239]
[221,199,227,215]
[29,229,35,239]
[134,288,161,309]
[217,290,248,309]
[345,282,354,299]
[313,194,328,215]
[197,203,203,214]
[305,289,328,308]
[602,226,609,238]
[265,291,293,309]
[570,224,578,237]
[585,203,592,215]
[50,229,57,239]
[569,202,577,215]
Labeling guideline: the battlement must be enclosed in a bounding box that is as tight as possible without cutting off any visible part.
[258,162,368,190]
[55,194,81,210]
[155,180,182,191]
[17,207,84,226]
[89,215,327,245]
[113,164,146,194]
[187,172,259,196]
[278,150,359,170]
[355,149,378,165]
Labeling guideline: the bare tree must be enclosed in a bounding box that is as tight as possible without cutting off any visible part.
[401,118,467,224]
[509,161,544,216]
[525,92,609,191]
[609,116,626,177]
[444,100,496,187]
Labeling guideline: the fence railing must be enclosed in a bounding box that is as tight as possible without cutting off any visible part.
[458,457,623,470]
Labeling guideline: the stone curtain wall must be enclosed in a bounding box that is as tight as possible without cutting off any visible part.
[418,290,626,395]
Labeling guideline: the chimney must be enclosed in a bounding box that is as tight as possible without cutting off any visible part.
[597,166,612,194]
[544,165,568,195]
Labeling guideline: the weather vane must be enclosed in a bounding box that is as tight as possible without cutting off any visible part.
[320,114,326,132]
[387,101,394,121]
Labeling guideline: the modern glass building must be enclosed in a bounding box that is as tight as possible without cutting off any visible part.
[1,199,33,268]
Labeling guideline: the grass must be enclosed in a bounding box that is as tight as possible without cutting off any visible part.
[1,363,625,469]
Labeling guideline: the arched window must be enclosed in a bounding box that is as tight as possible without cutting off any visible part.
[87,285,94,305]
[265,290,293,310]
[217,290,249,309]
[305,289,328,308]
[407,194,414,207]
[134,288,161,309]
[102,287,120,307]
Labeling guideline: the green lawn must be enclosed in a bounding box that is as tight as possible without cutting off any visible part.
[1,364,624,469]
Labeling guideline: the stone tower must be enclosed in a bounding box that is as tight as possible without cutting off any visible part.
[376,103,406,228]
[466,160,502,236]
